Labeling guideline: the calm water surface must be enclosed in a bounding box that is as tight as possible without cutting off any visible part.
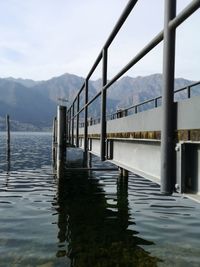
[0,132,200,267]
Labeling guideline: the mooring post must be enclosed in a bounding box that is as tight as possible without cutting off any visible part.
[6,115,10,153]
[52,117,57,168]
[57,105,66,178]
[161,0,176,194]
[100,48,108,161]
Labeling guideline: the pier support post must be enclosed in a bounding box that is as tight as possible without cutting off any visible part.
[117,174,128,228]
[119,167,129,179]
[52,117,57,168]
[57,105,66,178]
[161,0,176,194]
[87,152,92,168]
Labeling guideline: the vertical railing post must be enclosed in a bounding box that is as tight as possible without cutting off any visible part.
[100,48,108,161]
[154,98,158,108]
[187,86,191,98]
[135,106,138,114]
[68,108,71,144]
[161,0,176,194]
[72,103,74,146]
[76,94,80,147]
[66,110,68,143]
[84,79,88,160]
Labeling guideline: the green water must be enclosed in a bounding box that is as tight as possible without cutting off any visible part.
[0,132,200,267]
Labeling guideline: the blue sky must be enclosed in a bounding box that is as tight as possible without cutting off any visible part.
[0,0,199,81]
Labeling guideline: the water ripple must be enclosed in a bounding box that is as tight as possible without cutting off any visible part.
[0,133,200,267]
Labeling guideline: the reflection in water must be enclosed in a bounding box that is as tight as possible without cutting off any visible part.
[5,148,11,188]
[1,134,200,266]
[55,169,161,266]
[6,149,11,174]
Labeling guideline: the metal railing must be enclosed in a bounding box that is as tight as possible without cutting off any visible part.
[66,0,200,182]
[83,80,200,124]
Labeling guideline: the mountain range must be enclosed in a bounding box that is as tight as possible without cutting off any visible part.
[0,73,197,131]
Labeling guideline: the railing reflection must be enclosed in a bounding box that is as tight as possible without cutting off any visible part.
[54,166,161,266]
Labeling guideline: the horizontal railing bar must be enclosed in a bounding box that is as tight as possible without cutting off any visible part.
[101,0,200,95]
[72,30,164,119]
[79,0,137,84]
[81,80,200,124]
[174,87,189,94]
[102,30,164,94]
[71,84,85,107]
[174,81,200,93]
[85,91,102,109]
[75,107,85,118]
[86,52,102,81]
[68,0,200,121]
[109,81,200,117]
[72,91,102,120]
[68,0,138,111]
[73,80,200,123]
[169,0,200,30]
[78,83,86,96]
[104,0,138,49]
[186,80,200,87]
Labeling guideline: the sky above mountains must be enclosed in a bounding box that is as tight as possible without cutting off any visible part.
[0,0,199,81]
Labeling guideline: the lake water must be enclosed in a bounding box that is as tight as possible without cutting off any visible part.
[0,132,200,267]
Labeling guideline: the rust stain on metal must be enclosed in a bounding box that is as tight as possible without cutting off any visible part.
[78,129,200,141]
[190,129,200,141]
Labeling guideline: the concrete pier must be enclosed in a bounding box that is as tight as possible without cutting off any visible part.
[57,106,66,178]
[52,117,57,168]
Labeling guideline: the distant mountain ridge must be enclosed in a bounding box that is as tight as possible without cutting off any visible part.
[0,73,196,131]
[5,77,42,88]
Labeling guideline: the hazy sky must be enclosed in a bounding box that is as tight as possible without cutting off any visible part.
[0,0,199,81]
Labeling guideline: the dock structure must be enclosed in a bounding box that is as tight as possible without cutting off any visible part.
[57,0,200,197]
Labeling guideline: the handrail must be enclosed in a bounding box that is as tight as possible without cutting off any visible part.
[70,0,200,120]
[66,0,200,169]
[76,80,200,125]
[70,80,200,121]
[68,0,138,109]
